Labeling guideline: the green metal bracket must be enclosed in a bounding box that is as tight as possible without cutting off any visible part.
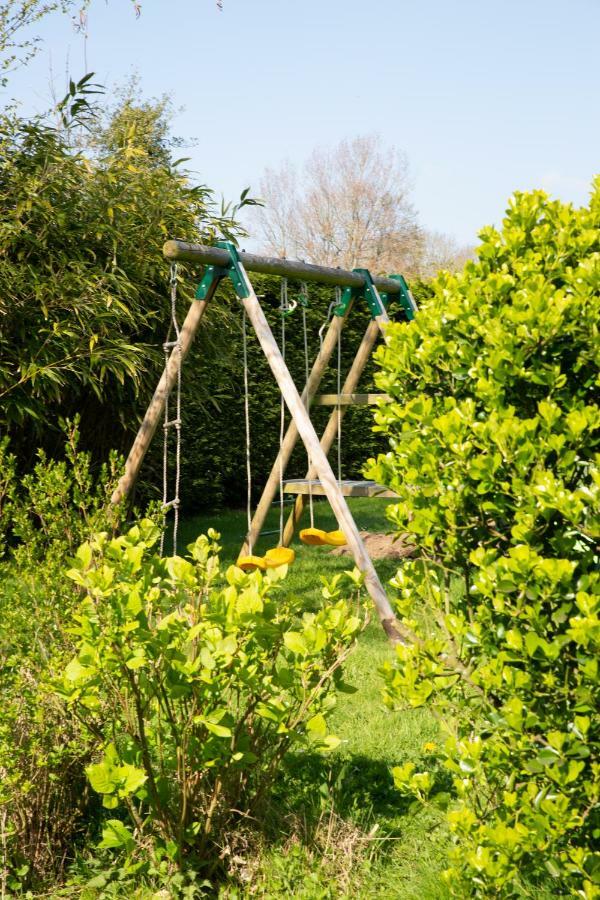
[335,268,388,319]
[195,240,250,302]
[382,274,418,321]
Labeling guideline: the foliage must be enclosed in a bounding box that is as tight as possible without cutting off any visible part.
[55,521,363,871]
[367,183,600,896]
[0,422,126,890]
[0,87,248,469]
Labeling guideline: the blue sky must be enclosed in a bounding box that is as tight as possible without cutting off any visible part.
[5,0,599,246]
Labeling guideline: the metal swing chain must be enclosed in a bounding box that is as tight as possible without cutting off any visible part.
[278,279,289,545]
[160,263,183,556]
[242,307,253,555]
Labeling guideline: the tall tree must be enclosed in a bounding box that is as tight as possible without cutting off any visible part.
[0,89,249,466]
[255,135,423,276]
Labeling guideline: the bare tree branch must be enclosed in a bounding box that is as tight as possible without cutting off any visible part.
[254,134,424,277]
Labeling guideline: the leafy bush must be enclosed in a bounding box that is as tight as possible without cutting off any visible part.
[56,521,363,872]
[0,423,125,890]
[367,184,600,895]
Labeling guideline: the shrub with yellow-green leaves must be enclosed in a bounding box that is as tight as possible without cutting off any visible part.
[56,521,362,871]
[367,182,600,896]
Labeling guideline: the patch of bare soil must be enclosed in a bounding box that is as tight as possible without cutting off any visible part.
[329,531,415,560]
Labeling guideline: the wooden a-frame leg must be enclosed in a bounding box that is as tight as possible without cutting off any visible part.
[282,315,387,546]
[111,278,219,505]
[239,309,348,556]
[239,268,402,644]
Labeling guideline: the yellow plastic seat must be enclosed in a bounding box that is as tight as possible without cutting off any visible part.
[236,555,267,573]
[322,529,347,547]
[300,527,328,546]
[264,546,296,567]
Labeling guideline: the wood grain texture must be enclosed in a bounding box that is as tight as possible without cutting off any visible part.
[164,240,403,295]
[283,479,397,498]
[314,393,390,405]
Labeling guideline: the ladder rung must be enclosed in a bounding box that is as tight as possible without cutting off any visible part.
[314,393,390,406]
[283,479,397,498]
[163,418,181,429]
[162,498,180,510]
[163,340,181,350]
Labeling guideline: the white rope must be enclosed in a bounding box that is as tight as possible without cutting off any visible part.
[301,284,315,528]
[242,308,253,555]
[278,279,288,544]
[335,286,342,486]
[160,263,182,556]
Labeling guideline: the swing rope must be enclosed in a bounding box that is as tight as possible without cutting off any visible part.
[238,284,295,571]
[278,278,288,544]
[335,285,342,487]
[300,282,315,528]
[160,263,182,556]
[242,307,254,555]
[317,288,343,487]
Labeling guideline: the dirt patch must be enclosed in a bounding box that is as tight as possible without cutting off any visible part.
[329,531,415,560]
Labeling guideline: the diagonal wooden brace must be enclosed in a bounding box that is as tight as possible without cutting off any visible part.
[282,314,387,546]
[238,267,402,644]
[239,308,349,556]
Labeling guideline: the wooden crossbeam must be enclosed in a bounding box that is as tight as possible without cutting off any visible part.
[283,479,397,499]
[314,392,390,406]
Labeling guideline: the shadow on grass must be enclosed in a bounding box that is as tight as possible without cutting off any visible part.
[263,749,454,851]
[229,751,453,899]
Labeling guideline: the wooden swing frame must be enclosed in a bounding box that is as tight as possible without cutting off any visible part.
[111,240,417,645]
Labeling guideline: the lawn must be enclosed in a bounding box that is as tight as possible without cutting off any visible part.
[177,499,451,899]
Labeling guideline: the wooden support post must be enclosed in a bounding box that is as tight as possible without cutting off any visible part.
[282,315,387,546]
[238,268,402,644]
[239,310,348,556]
[111,278,219,505]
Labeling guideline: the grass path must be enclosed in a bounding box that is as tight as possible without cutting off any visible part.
[178,501,451,898]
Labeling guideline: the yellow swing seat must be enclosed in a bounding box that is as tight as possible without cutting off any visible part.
[322,529,347,547]
[264,546,296,567]
[300,527,347,547]
[300,527,328,546]
[236,554,267,573]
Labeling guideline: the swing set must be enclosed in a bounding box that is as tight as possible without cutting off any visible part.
[111,240,417,643]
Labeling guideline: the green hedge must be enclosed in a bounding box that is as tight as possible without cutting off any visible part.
[369,183,600,896]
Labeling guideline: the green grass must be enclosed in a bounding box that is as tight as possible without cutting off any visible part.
[177,501,451,899]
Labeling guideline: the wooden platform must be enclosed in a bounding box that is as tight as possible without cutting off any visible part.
[283,479,397,498]
[314,393,390,406]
